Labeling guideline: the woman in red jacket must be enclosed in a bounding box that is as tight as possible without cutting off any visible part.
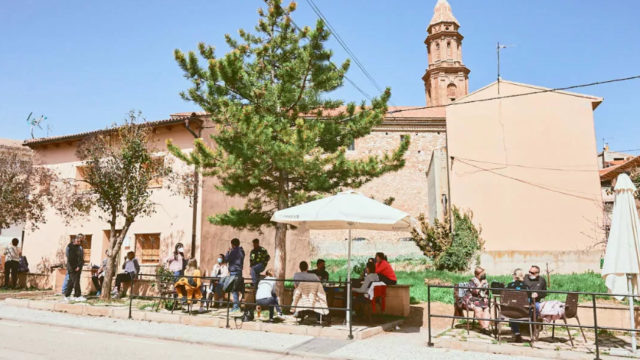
[374,252,397,285]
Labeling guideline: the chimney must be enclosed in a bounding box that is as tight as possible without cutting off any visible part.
[604,143,609,152]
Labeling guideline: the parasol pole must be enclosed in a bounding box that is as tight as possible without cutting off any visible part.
[346,224,353,331]
[629,275,637,353]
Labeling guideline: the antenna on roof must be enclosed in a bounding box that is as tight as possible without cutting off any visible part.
[26,112,48,139]
[497,42,517,94]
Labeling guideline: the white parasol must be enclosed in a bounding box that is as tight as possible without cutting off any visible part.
[271,190,418,332]
[602,173,640,353]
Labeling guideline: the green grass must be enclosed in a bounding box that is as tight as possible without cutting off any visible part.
[318,257,610,305]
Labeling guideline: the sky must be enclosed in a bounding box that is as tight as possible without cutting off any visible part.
[1,0,639,153]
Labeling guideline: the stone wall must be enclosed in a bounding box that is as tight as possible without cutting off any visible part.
[310,239,423,259]
[311,130,446,243]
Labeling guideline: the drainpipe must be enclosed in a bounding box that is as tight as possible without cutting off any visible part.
[183,117,201,260]
[444,125,454,235]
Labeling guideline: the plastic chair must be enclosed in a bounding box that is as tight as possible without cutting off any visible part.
[370,285,387,314]
[452,284,472,334]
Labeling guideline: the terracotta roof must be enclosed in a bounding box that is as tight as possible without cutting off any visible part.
[170,106,446,120]
[600,156,640,181]
[429,0,459,26]
[23,116,196,147]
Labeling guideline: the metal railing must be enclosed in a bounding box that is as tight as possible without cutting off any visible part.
[426,284,640,360]
[126,273,355,339]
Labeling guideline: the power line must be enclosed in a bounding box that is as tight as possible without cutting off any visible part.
[455,158,599,202]
[280,6,373,102]
[305,0,395,106]
[455,157,598,172]
[387,75,640,115]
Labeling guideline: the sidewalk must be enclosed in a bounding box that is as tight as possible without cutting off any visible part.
[0,302,540,360]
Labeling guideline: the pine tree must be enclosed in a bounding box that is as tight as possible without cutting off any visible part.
[169,0,409,292]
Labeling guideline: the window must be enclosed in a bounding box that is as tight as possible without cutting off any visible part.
[135,233,161,264]
[347,140,355,151]
[75,166,92,191]
[147,157,165,188]
[70,234,93,263]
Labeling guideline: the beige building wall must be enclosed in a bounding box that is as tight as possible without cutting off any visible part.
[23,125,201,275]
[447,81,604,256]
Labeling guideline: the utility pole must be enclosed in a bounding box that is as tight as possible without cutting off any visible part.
[497,42,517,94]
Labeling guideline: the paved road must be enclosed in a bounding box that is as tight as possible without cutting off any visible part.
[0,320,307,360]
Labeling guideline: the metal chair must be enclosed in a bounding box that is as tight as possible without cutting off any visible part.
[552,293,587,346]
[452,284,472,334]
[497,290,533,344]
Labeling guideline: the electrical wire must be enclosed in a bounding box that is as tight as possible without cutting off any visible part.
[455,157,599,172]
[455,158,600,201]
[305,0,397,106]
[387,75,640,115]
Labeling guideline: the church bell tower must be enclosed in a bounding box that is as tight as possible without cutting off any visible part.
[422,0,470,106]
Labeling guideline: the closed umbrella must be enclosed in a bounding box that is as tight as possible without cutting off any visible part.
[271,190,417,332]
[601,173,640,353]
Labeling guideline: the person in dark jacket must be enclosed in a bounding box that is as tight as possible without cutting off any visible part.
[249,238,270,286]
[523,265,547,314]
[507,269,529,343]
[215,238,245,312]
[64,235,86,301]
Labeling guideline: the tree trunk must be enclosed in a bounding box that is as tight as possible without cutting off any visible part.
[273,222,287,300]
[273,176,288,300]
[100,220,133,300]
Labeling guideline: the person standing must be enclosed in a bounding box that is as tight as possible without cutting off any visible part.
[3,238,21,289]
[249,239,270,286]
[165,243,186,282]
[64,235,86,301]
[523,265,547,314]
[215,238,245,313]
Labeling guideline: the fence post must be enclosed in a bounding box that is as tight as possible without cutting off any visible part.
[592,294,600,360]
[128,275,134,320]
[225,291,231,329]
[427,285,433,347]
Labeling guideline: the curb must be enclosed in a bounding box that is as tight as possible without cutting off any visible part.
[0,313,369,360]
[435,338,621,360]
[0,290,54,300]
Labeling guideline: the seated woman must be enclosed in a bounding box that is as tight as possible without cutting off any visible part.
[255,269,284,322]
[353,262,381,315]
[374,252,397,285]
[208,254,230,307]
[114,251,140,297]
[358,258,375,281]
[463,267,492,336]
[174,259,205,313]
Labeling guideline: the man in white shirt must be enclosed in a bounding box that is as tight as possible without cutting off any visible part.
[3,238,21,289]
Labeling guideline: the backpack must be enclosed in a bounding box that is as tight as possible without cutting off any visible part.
[242,309,254,322]
[17,256,29,273]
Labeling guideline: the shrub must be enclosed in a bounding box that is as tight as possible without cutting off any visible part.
[412,207,484,272]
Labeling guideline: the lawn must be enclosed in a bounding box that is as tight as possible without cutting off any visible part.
[316,257,609,304]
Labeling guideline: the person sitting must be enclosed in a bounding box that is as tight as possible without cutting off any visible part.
[309,259,330,282]
[291,265,329,322]
[255,269,284,322]
[293,261,319,288]
[249,238,270,287]
[208,253,230,306]
[374,252,397,285]
[352,262,383,315]
[114,251,140,297]
[463,267,492,336]
[91,250,108,296]
[175,259,205,313]
[524,265,547,315]
[506,269,529,343]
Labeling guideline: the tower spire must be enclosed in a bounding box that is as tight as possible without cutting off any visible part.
[422,0,470,106]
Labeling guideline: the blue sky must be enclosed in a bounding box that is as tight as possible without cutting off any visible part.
[1,0,639,153]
